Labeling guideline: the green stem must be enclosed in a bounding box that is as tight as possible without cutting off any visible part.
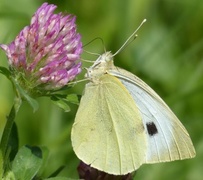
[0,97,21,177]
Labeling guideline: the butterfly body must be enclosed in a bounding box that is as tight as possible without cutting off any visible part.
[71,52,195,175]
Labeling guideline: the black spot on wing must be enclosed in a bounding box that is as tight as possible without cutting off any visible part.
[146,122,158,136]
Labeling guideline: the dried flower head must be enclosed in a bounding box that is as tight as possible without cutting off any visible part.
[77,161,134,180]
[0,3,82,96]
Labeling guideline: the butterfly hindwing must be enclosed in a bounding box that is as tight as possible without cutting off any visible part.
[109,67,196,163]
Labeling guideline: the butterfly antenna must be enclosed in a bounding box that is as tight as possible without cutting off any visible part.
[83,37,104,48]
[112,19,147,57]
[83,37,107,53]
[82,37,106,59]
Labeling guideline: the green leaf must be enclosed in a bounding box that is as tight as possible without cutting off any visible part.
[2,171,15,180]
[50,93,80,112]
[0,66,38,111]
[14,80,39,112]
[8,122,19,161]
[0,105,16,175]
[0,66,11,80]
[12,145,43,180]
[35,146,49,177]
[66,94,80,105]
[51,98,71,112]
[1,122,19,177]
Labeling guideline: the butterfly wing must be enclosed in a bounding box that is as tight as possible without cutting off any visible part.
[109,67,196,163]
[71,74,147,175]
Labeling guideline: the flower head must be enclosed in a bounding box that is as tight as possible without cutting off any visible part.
[0,3,82,96]
[77,161,134,180]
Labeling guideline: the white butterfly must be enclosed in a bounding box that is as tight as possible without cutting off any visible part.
[71,20,196,175]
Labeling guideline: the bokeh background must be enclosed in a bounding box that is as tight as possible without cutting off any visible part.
[0,0,203,179]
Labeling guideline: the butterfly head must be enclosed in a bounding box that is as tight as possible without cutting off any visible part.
[85,51,115,82]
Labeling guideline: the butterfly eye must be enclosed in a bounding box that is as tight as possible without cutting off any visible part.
[84,68,91,78]
[146,122,158,136]
[105,52,113,62]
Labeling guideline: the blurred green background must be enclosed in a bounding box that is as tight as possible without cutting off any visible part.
[0,0,203,179]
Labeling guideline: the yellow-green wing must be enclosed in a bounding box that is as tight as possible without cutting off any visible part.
[71,74,147,175]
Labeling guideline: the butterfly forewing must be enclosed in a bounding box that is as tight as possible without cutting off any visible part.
[108,67,196,163]
[71,74,147,175]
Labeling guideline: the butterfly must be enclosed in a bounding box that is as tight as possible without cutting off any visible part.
[71,20,196,175]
